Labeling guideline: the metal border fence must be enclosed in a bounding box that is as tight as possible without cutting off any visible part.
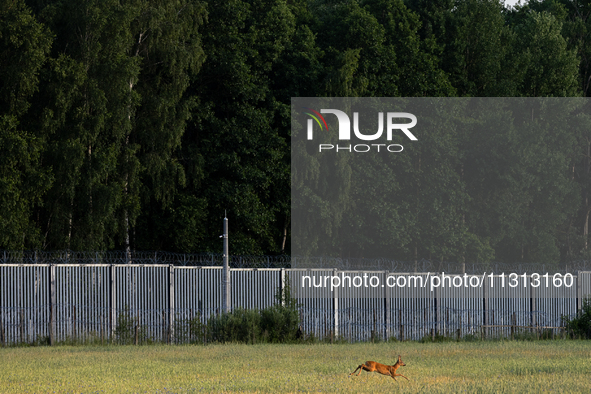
[1,265,590,345]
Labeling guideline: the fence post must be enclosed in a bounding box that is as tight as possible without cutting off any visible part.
[434,275,439,335]
[20,309,24,344]
[384,271,390,340]
[399,308,404,342]
[72,305,77,343]
[530,275,536,330]
[169,264,175,344]
[280,268,285,306]
[222,215,231,313]
[1,317,4,347]
[162,310,166,343]
[483,273,488,339]
[49,264,55,346]
[110,264,116,343]
[577,271,582,311]
[372,310,376,343]
[100,311,104,345]
[424,308,427,340]
[333,268,338,341]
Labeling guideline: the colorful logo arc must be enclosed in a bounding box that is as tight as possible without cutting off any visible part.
[302,107,328,131]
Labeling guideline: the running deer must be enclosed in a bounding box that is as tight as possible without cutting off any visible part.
[350,355,409,382]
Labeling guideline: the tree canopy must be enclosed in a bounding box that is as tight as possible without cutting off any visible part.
[1,0,591,266]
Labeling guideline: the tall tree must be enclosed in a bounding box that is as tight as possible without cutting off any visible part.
[186,0,294,254]
[514,10,580,96]
[363,0,454,96]
[0,0,52,249]
[446,0,512,96]
[124,0,207,253]
[31,0,140,250]
[29,0,206,251]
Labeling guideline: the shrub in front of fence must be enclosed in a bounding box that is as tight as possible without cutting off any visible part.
[260,278,300,343]
[259,304,299,343]
[206,280,301,344]
[204,306,302,344]
[175,314,207,344]
[206,308,263,344]
[112,309,206,345]
[114,306,151,345]
[563,297,591,339]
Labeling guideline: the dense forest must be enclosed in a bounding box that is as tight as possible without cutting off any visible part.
[2,0,591,265]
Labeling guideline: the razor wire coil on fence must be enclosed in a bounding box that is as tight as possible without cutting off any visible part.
[2,250,591,272]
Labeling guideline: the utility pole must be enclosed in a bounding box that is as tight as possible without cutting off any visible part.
[222,213,231,313]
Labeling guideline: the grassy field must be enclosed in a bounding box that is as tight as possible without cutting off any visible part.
[0,341,590,393]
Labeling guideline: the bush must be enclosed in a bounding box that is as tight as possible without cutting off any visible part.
[206,277,301,344]
[420,333,455,343]
[563,297,591,339]
[174,313,207,344]
[114,306,135,344]
[207,308,262,343]
[260,278,300,343]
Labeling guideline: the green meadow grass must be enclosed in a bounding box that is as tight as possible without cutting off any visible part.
[0,341,590,393]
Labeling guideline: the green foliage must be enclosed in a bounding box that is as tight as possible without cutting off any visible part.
[0,116,50,249]
[440,0,511,96]
[420,332,456,343]
[114,306,137,345]
[0,0,589,261]
[113,306,154,345]
[21,0,206,252]
[0,0,52,249]
[512,329,549,341]
[0,0,52,117]
[514,11,580,97]
[206,308,263,344]
[260,276,301,342]
[206,279,301,344]
[182,313,208,344]
[563,297,591,339]
[185,0,294,255]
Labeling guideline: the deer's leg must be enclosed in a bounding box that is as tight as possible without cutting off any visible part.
[350,365,363,376]
[357,364,373,376]
[357,364,376,376]
[357,365,366,376]
[394,373,409,381]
